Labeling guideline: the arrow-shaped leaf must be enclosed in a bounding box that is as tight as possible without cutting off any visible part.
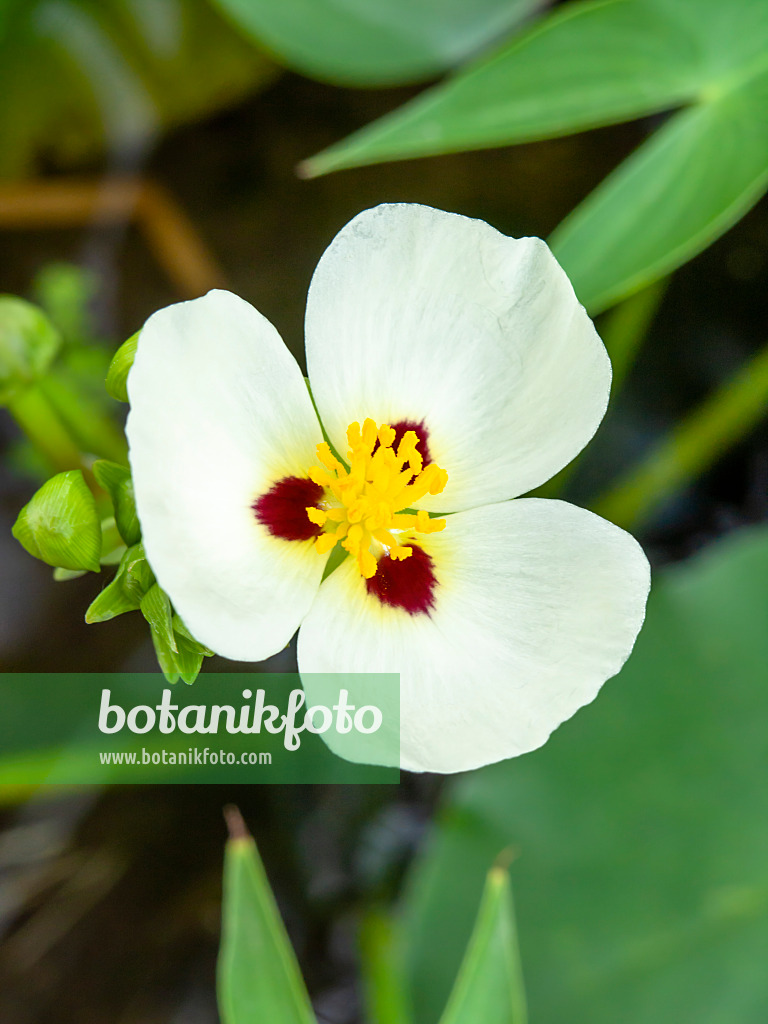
[217,807,316,1024]
[438,863,527,1024]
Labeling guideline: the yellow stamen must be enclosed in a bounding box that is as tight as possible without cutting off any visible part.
[305,417,448,579]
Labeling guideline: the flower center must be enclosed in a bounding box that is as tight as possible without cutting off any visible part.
[305,418,448,579]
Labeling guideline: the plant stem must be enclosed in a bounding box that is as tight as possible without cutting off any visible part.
[40,373,127,463]
[6,384,85,473]
[599,277,668,392]
[535,280,667,500]
[593,340,768,528]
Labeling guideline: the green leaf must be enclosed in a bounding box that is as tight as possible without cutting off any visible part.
[92,459,141,545]
[551,68,768,311]
[0,0,273,178]
[359,910,414,1024]
[0,296,62,404]
[105,332,138,403]
[438,864,526,1024]
[302,0,706,173]
[217,807,316,1024]
[302,0,768,310]
[401,525,768,1024]
[12,470,101,571]
[85,542,153,623]
[140,583,177,654]
[212,0,539,87]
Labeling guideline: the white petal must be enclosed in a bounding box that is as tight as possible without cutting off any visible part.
[127,289,325,661]
[298,499,650,773]
[305,203,610,511]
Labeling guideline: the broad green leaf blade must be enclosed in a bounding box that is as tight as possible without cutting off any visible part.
[301,0,707,176]
[13,470,101,572]
[401,525,768,1024]
[92,459,141,546]
[213,0,541,87]
[439,865,526,1024]
[302,0,768,175]
[106,332,138,403]
[551,70,768,311]
[218,808,316,1024]
[0,0,272,178]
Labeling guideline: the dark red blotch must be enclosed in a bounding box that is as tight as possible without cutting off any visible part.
[366,544,437,615]
[254,476,323,541]
[373,419,432,466]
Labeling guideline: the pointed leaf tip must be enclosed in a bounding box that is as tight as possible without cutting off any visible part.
[438,864,527,1024]
[224,804,251,842]
[218,812,316,1024]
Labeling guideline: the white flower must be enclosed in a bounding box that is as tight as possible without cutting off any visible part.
[126,203,650,774]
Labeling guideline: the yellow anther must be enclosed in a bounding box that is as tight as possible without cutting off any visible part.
[359,549,377,578]
[308,466,331,487]
[347,421,362,450]
[315,533,337,555]
[429,466,449,495]
[306,506,327,527]
[396,430,419,462]
[390,545,412,561]
[317,442,343,473]
[416,509,446,534]
[304,419,448,579]
[361,418,378,451]
[378,424,396,448]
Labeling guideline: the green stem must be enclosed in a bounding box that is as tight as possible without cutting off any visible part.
[6,384,85,472]
[593,340,768,528]
[599,277,668,393]
[535,279,667,500]
[40,372,127,463]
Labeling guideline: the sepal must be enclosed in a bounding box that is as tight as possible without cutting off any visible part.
[106,332,138,403]
[85,542,154,622]
[93,459,141,545]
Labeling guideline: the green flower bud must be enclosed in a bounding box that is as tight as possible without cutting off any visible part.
[0,296,62,404]
[12,470,101,571]
[85,542,154,622]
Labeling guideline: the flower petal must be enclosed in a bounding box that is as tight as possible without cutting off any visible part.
[305,203,611,511]
[127,289,325,661]
[298,498,650,773]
